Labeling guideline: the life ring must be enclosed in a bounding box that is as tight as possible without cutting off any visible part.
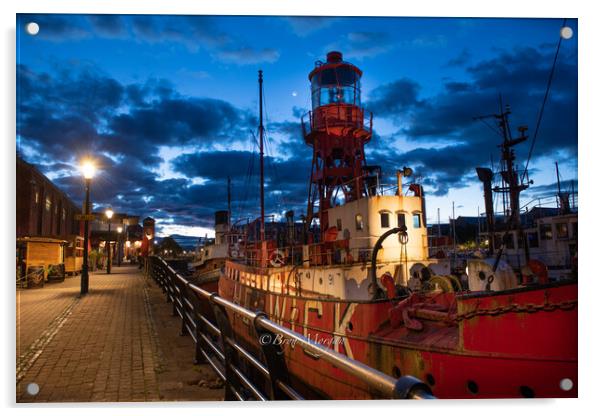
[270,250,286,267]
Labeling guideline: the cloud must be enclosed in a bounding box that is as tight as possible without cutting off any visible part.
[283,17,336,37]
[445,48,472,67]
[17,64,253,168]
[19,14,278,67]
[366,78,423,120]
[88,15,127,37]
[129,15,230,52]
[171,151,265,180]
[325,31,395,60]
[17,62,312,233]
[215,47,280,65]
[19,14,90,41]
[365,45,577,196]
[525,179,578,198]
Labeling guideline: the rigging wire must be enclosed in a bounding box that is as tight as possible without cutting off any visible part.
[235,131,258,222]
[261,82,287,213]
[521,18,568,183]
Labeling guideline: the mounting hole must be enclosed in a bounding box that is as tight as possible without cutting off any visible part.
[426,373,436,386]
[392,366,401,378]
[26,382,40,396]
[466,380,479,395]
[519,385,535,398]
[560,378,574,391]
[347,321,353,332]
[25,22,40,36]
[478,271,486,281]
[560,26,573,40]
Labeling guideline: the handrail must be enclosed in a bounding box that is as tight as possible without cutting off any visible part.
[147,255,435,400]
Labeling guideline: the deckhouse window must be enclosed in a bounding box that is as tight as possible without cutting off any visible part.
[380,212,390,228]
[540,223,553,240]
[556,223,569,239]
[355,214,364,231]
[397,212,406,229]
[412,213,421,228]
[527,232,539,248]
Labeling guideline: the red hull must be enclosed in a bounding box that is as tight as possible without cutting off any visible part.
[218,263,577,399]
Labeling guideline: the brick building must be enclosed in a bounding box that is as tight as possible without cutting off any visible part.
[16,155,81,238]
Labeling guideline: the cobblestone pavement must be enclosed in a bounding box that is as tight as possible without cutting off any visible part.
[16,266,223,403]
[16,276,81,359]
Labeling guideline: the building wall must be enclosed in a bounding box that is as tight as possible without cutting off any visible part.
[16,156,81,238]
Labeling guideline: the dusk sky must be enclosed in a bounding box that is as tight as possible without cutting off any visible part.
[16,14,578,237]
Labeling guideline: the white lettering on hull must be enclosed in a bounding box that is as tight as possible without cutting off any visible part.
[334,302,356,360]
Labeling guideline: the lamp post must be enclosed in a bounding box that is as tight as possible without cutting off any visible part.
[117,226,123,267]
[80,160,95,295]
[105,208,114,274]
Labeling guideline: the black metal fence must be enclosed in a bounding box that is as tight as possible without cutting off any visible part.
[147,256,435,401]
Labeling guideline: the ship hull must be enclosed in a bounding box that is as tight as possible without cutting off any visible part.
[218,263,577,399]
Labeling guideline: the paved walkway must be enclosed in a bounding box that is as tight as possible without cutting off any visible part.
[16,266,223,403]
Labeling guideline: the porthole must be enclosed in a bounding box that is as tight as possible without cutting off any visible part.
[466,380,479,395]
[560,378,573,391]
[519,385,535,398]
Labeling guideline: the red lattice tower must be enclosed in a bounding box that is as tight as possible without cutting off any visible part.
[302,51,373,237]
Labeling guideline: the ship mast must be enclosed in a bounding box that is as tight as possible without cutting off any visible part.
[475,101,531,263]
[258,70,265,243]
[227,175,232,229]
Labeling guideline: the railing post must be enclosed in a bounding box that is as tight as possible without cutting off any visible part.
[210,294,243,401]
[253,313,292,400]
[178,279,188,337]
[193,313,207,365]
[393,375,434,399]
[169,271,178,316]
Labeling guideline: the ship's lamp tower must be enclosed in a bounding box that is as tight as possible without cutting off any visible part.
[302,51,373,237]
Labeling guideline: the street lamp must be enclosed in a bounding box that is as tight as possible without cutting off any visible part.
[117,226,123,267]
[80,160,95,295]
[105,208,114,274]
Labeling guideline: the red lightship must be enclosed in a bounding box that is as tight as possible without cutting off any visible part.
[217,51,577,399]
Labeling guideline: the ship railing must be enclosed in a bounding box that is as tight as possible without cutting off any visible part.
[497,249,576,270]
[147,255,435,401]
[301,107,373,139]
[240,244,377,268]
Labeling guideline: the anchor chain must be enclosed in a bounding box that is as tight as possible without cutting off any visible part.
[452,299,577,322]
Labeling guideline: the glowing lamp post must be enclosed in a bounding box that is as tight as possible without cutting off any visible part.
[117,226,123,267]
[105,208,114,274]
[80,160,95,295]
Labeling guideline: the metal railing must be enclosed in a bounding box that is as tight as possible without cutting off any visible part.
[301,106,373,139]
[147,255,434,400]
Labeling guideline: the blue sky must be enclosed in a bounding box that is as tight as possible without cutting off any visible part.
[16,14,578,237]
